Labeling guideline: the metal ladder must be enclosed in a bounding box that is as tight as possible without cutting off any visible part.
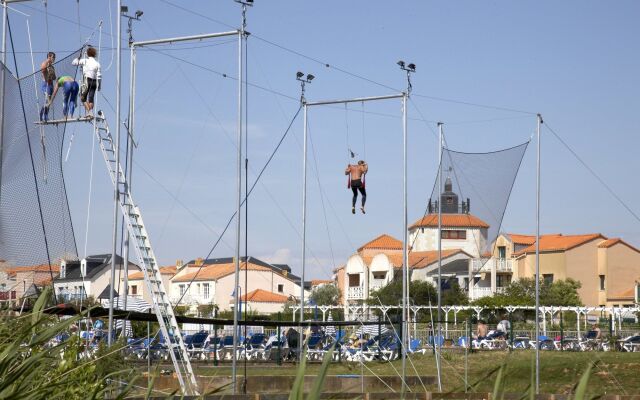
[93,111,198,395]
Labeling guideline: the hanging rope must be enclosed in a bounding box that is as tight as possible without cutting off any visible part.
[43,0,50,51]
[361,100,366,160]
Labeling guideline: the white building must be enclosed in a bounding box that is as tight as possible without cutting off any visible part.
[127,265,177,303]
[336,177,500,304]
[170,257,307,313]
[53,254,140,302]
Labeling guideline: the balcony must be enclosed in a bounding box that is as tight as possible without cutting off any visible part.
[471,259,490,272]
[469,286,492,300]
[494,258,513,272]
[347,286,364,300]
[472,258,513,273]
[469,286,507,300]
[58,293,87,302]
[370,279,387,291]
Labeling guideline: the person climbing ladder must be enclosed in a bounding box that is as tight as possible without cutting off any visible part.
[345,160,368,214]
[48,76,79,119]
[72,46,101,117]
[39,52,56,121]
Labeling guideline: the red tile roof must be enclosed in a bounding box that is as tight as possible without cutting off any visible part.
[514,234,606,256]
[507,234,537,246]
[598,238,622,248]
[608,288,635,300]
[230,289,290,303]
[358,234,402,252]
[409,214,489,229]
[172,261,271,283]
[128,266,176,280]
[364,249,471,269]
[5,264,60,278]
[311,279,333,286]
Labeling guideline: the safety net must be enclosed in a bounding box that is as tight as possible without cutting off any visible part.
[0,48,82,267]
[425,141,529,265]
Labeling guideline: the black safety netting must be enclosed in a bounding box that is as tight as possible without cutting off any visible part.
[426,142,529,263]
[0,48,82,267]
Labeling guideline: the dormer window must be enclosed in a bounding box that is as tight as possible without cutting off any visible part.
[80,258,87,278]
[60,260,67,278]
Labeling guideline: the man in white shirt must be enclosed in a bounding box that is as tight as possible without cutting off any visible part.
[72,46,101,117]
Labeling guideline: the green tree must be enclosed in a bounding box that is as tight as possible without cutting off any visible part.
[309,284,340,306]
[471,277,583,307]
[542,278,582,306]
[442,280,469,305]
[368,279,437,306]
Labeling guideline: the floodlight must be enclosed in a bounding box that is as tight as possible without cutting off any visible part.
[296,71,304,79]
[306,74,315,81]
[397,60,405,68]
[408,63,416,71]
[135,10,143,18]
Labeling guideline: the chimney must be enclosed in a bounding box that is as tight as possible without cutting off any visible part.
[176,259,183,269]
[195,257,204,266]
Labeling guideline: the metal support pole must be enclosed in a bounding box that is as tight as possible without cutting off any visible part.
[434,122,443,392]
[299,102,308,359]
[213,308,218,366]
[0,1,7,219]
[108,0,123,347]
[276,312,281,365]
[401,93,408,393]
[123,45,136,313]
[535,113,542,393]
[232,27,243,394]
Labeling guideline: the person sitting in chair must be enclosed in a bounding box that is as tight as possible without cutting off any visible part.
[345,160,368,214]
[475,319,488,340]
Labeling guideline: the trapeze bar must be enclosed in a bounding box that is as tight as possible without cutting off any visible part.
[305,93,405,107]
[131,30,240,48]
[34,116,101,126]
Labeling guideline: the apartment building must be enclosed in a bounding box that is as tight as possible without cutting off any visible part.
[170,257,307,313]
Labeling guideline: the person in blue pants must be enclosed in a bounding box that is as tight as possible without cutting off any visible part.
[49,75,80,118]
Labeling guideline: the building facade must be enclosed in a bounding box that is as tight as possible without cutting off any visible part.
[169,257,307,313]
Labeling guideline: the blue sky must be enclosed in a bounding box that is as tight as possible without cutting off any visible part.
[5,1,640,280]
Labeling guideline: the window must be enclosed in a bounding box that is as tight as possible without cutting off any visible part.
[543,274,554,285]
[348,274,360,287]
[373,272,386,280]
[599,275,605,291]
[441,230,466,240]
[498,246,506,259]
[497,275,511,287]
[277,284,284,293]
[203,283,210,299]
[130,285,138,295]
[179,284,186,296]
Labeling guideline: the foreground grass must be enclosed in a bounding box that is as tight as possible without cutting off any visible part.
[192,351,640,395]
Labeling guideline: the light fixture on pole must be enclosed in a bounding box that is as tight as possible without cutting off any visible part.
[398,60,416,94]
[296,71,314,102]
[121,5,143,45]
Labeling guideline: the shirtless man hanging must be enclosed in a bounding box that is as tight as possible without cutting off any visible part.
[345,160,368,214]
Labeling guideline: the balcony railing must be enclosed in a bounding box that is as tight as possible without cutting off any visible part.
[370,279,387,291]
[469,286,507,300]
[472,258,513,273]
[495,258,513,272]
[347,286,364,300]
[471,259,490,272]
[58,293,87,302]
